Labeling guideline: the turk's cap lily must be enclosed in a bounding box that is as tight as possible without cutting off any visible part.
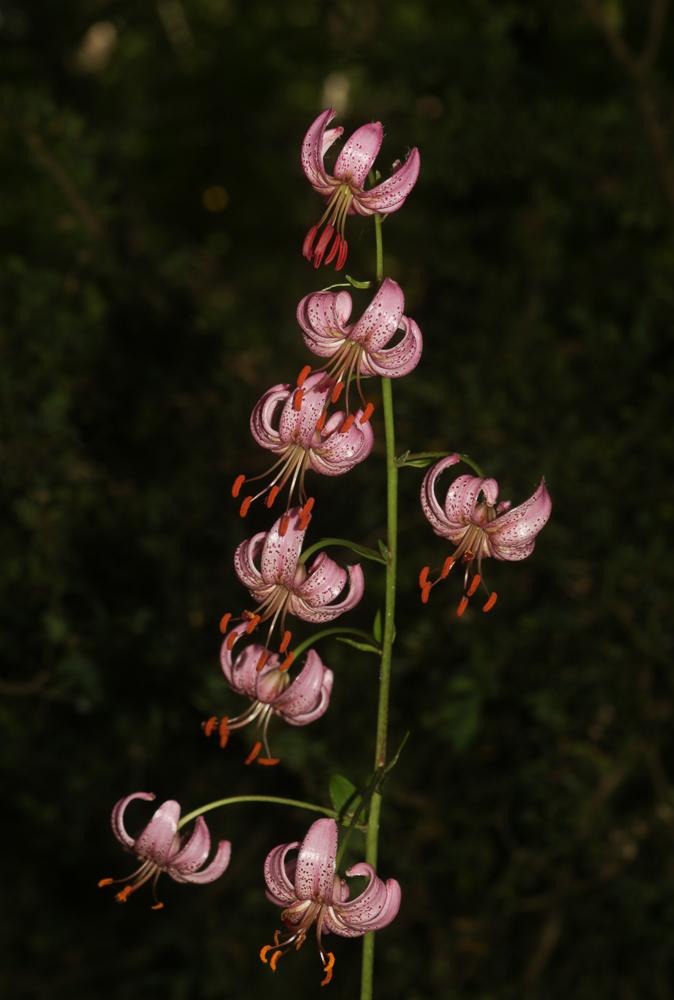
[233,507,364,629]
[296,279,423,400]
[261,818,401,984]
[98,793,231,907]
[419,454,552,615]
[301,108,420,269]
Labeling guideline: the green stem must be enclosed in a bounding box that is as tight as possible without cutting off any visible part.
[178,795,337,830]
[291,627,375,661]
[360,213,396,1000]
[299,537,386,566]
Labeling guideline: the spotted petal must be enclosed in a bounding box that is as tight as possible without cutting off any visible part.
[296,290,352,358]
[171,839,232,884]
[327,864,401,936]
[169,816,211,875]
[234,532,266,591]
[221,630,278,699]
[294,818,337,903]
[349,278,404,351]
[444,474,500,533]
[333,122,383,188]
[291,557,365,623]
[301,109,344,196]
[278,372,332,448]
[354,147,421,215]
[420,455,461,536]
[111,791,156,850]
[249,384,289,453]
[260,508,308,587]
[273,649,333,725]
[487,478,551,561]
[134,799,181,867]
[358,315,423,378]
[264,840,300,906]
[309,412,374,476]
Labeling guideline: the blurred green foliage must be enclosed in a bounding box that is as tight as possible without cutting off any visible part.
[2,1,673,997]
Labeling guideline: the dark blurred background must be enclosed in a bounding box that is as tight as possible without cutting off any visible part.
[2,1,673,997]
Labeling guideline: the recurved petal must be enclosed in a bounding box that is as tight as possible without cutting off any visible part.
[309,415,374,476]
[295,552,347,605]
[333,122,383,188]
[221,632,276,698]
[234,532,266,590]
[134,800,181,867]
[420,455,461,536]
[301,109,343,193]
[279,372,332,448]
[111,791,156,850]
[264,840,300,906]
[444,474,498,531]
[330,865,401,935]
[487,478,551,561]
[296,290,352,358]
[171,839,232,884]
[355,147,420,215]
[291,562,365,623]
[169,816,211,874]
[273,650,333,723]
[358,315,423,378]
[294,818,338,902]
[260,508,308,586]
[349,278,404,351]
[250,384,291,452]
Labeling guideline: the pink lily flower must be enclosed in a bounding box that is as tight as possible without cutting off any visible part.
[98,792,231,908]
[260,817,401,985]
[202,624,333,767]
[232,372,374,518]
[419,455,552,615]
[301,108,420,269]
[295,278,422,411]
[221,508,364,666]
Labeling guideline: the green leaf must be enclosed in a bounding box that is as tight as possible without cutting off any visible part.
[377,538,389,560]
[336,637,381,655]
[329,774,361,815]
[345,274,372,289]
[372,610,382,643]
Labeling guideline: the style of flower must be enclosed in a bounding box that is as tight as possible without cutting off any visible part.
[295,278,422,413]
[301,108,420,269]
[232,373,374,518]
[260,817,401,985]
[419,454,552,615]
[98,793,231,908]
[202,624,333,766]
[220,507,364,666]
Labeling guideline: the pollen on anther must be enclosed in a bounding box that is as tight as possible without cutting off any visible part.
[226,631,239,650]
[245,741,263,765]
[440,557,455,579]
[457,596,469,617]
[266,485,281,508]
[418,565,430,588]
[321,951,336,987]
[340,414,355,433]
[239,496,253,518]
[151,902,164,911]
[256,650,271,672]
[331,381,344,403]
[232,474,246,498]
[279,514,290,537]
[269,950,283,972]
[293,389,304,411]
[98,878,114,887]
[297,364,312,387]
[280,652,294,672]
[482,592,498,613]
[245,614,261,635]
[420,583,431,604]
[315,411,328,433]
[218,718,230,748]
[467,574,481,597]
[219,612,231,634]
[259,944,274,965]
[257,756,281,766]
[360,402,375,424]
[279,630,292,654]
[202,715,219,738]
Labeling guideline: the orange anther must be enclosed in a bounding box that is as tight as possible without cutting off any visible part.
[331,381,344,403]
[440,557,455,579]
[266,485,281,508]
[259,944,274,964]
[256,650,271,672]
[360,402,375,424]
[302,497,315,517]
[279,630,292,654]
[273,930,282,946]
[232,474,246,498]
[115,886,134,903]
[297,364,312,387]
[257,756,281,766]
[293,388,304,411]
[467,574,481,597]
[245,741,263,765]
[279,514,290,537]
[420,583,432,605]
[457,596,469,617]
[280,652,295,672]
[226,630,239,650]
[219,612,231,634]
[202,715,219,738]
[239,496,253,517]
[98,878,114,887]
[340,414,355,433]
[419,565,430,588]
[321,951,335,986]
[245,614,261,634]
[269,949,283,972]
[482,592,498,613]
[218,717,230,749]
[151,902,164,911]
[315,411,328,433]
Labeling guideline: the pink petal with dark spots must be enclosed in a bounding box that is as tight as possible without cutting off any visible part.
[359,315,423,378]
[264,840,300,906]
[134,800,181,867]
[260,508,308,587]
[171,839,231,884]
[111,791,156,850]
[420,455,461,536]
[487,478,551,561]
[354,147,420,215]
[296,289,352,358]
[301,109,343,195]
[333,122,383,188]
[294,818,337,903]
[273,649,333,724]
[349,278,404,351]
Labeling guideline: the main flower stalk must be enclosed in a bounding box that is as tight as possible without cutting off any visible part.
[361,213,397,1000]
